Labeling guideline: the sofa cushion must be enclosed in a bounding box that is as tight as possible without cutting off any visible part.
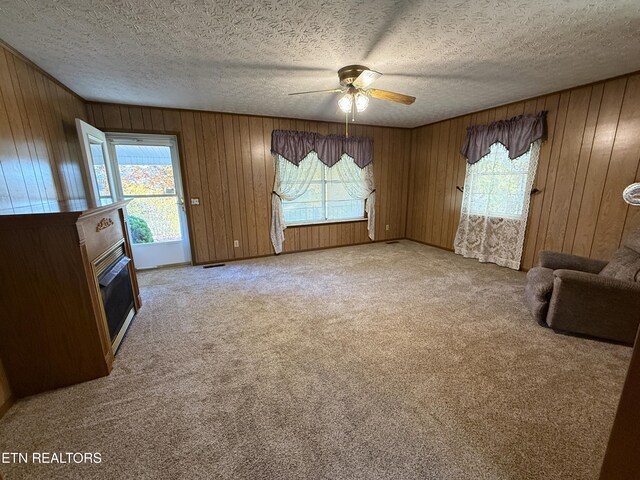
[599,247,640,282]
[525,267,555,326]
[624,230,640,254]
[526,267,555,297]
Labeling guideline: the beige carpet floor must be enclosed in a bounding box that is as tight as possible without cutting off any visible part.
[0,240,632,479]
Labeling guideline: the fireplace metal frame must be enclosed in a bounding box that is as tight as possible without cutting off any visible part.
[92,239,137,353]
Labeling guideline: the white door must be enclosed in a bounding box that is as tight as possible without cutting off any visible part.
[76,119,118,207]
[107,134,191,269]
[76,119,191,269]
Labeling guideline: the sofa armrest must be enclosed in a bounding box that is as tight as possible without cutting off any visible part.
[538,251,608,273]
[547,269,640,344]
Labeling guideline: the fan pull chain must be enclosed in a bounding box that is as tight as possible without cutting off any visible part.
[345,111,349,137]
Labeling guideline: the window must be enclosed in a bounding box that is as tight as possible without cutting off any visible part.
[89,142,113,202]
[112,144,182,244]
[466,142,533,219]
[282,164,365,224]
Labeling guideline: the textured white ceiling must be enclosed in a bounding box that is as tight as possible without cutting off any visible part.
[1,0,640,127]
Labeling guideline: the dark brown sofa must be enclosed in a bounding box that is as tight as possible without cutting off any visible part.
[525,231,640,345]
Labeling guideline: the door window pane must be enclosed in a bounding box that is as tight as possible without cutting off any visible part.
[114,145,175,196]
[126,196,181,244]
[89,142,111,198]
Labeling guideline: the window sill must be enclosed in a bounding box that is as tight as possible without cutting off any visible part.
[286,217,367,228]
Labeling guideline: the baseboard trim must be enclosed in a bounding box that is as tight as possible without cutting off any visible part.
[0,395,14,419]
[405,237,455,252]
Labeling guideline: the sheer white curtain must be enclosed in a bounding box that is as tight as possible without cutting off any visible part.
[454,140,541,270]
[270,153,376,254]
[271,152,321,254]
[332,155,376,240]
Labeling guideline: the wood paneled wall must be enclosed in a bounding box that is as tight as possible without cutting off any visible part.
[0,43,88,212]
[406,72,640,270]
[86,103,412,264]
[0,42,88,414]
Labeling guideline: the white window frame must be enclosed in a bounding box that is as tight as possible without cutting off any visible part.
[465,142,533,221]
[283,164,367,226]
[76,119,118,207]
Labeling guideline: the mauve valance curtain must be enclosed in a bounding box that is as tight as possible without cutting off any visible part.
[271,130,373,168]
[454,111,547,270]
[270,130,375,254]
[461,111,547,164]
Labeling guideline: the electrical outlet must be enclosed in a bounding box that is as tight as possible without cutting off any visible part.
[385,224,390,231]
[233,240,240,248]
[190,198,200,205]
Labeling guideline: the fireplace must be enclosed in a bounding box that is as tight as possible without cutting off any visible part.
[96,244,136,352]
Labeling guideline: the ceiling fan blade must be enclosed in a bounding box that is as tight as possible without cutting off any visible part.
[288,88,343,96]
[352,69,382,89]
[368,89,416,105]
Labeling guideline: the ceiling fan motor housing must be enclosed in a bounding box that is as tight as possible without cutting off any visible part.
[338,65,369,86]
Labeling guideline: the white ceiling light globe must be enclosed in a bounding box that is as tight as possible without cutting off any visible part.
[338,94,353,113]
[355,93,369,112]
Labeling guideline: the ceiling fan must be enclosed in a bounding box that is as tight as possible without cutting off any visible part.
[288,65,416,118]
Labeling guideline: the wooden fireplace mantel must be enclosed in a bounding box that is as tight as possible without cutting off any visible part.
[0,200,141,398]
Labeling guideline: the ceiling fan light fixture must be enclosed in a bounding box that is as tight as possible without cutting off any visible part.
[623,183,640,205]
[338,93,353,113]
[355,92,369,112]
[289,65,415,119]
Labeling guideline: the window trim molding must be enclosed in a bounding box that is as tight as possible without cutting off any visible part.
[286,217,368,228]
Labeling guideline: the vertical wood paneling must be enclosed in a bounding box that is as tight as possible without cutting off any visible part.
[87,103,411,264]
[238,116,258,257]
[179,111,209,262]
[561,84,603,253]
[101,104,122,129]
[407,72,640,270]
[150,109,164,131]
[433,122,449,244]
[591,75,640,259]
[573,78,627,256]
[248,116,270,256]
[128,107,144,130]
[425,123,440,243]
[542,86,592,252]
[0,50,30,209]
[451,114,470,244]
[15,58,59,201]
[0,43,88,211]
[521,96,560,268]
[18,64,631,274]
[120,106,132,130]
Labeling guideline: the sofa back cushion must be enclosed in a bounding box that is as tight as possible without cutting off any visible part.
[625,229,640,254]
[599,247,640,282]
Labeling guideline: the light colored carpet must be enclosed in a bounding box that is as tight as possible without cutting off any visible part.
[0,240,631,479]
